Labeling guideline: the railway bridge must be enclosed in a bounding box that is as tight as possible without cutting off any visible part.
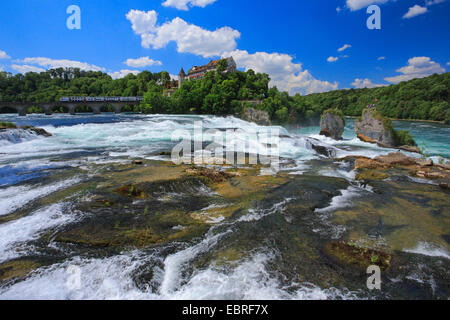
[0,97,142,116]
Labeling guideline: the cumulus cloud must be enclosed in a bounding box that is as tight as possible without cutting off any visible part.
[127,10,240,58]
[11,64,46,74]
[108,69,140,80]
[0,50,10,59]
[447,62,450,66]
[18,57,105,72]
[346,0,389,11]
[327,56,339,63]
[162,0,217,11]
[223,50,338,95]
[403,5,428,19]
[384,56,445,84]
[126,10,158,34]
[124,57,162,68]
[377,56,386,60]
[352,78,386,88]
[338,44,351,52]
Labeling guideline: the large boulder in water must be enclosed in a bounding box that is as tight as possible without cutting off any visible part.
[320,109,345,140]
[355,108,395,147]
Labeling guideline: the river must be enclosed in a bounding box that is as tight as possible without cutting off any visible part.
[0,113,448,299]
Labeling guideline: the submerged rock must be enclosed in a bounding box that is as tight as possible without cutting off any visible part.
[0,124,52,144]
[324,241,391,271]
[320,109,345,140]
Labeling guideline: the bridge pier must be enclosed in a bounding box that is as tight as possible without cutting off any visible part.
[17,106,27,117]
[67,104,76,115]
[112,103,124,114]
[42,105,53,116]
[91,104,101,115]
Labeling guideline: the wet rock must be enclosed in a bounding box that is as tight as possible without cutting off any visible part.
[240,107,271,126]
[439,182,449,190]
[398,145,421,154]
[324,241,391,271]
[346,152,450,182]
[185,167,243,183]
[355,108,395,147]
[320,110,345,140]
[21,126,52,137]
[375,152,417,166]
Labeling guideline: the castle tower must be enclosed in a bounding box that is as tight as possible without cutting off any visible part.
[178,68,186,88]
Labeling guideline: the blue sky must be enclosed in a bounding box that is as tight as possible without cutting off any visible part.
[0,0,449,94]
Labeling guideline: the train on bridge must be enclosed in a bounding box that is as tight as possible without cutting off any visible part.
[60,97,144,103]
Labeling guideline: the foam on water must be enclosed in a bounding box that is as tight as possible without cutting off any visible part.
[404,242,450,260]
[0,202,79,263]
[0,178,81,216]
[0,128,41,146]
[0,249,359,300]
[315,186,362,214]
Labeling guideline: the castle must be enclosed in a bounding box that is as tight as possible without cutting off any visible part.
[178,57,237,87]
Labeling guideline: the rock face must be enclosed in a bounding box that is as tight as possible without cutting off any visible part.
[320,112,345,140]
[355,109,395,147]
[240,107,271,126]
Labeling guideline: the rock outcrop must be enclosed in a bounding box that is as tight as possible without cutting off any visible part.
[0,124,52,144]
[240,107,271,126]
[320,110,345,140]
[346,152,450,181]
[355,108,395,147]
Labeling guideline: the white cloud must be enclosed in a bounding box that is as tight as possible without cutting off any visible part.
[11,64,46,74]
[425,0,445,5]
[338,44,351,52]
[352,78,386,88]
[162,0,217,11]
[377,56,386,60]
[336,7,342,12]
[127,10,240,58]
[108,69,140,80]
[346,0,389,11]
[0,50,10,59]
[403,5,428,19]
[327,56,339,63]
[19,57,105,71]
[224,50,338,95]
[124,57,162,68]
[126,10,158,34]
[447,62,450,66]
[385,56,445,83]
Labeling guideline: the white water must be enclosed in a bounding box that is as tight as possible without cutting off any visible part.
[0,202,79,263]
[0,178,81,216]
[404,242,450,260]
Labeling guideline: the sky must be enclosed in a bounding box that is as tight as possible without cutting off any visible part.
[0,0,449,95]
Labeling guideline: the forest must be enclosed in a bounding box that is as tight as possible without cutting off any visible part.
[0,62,449,124]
